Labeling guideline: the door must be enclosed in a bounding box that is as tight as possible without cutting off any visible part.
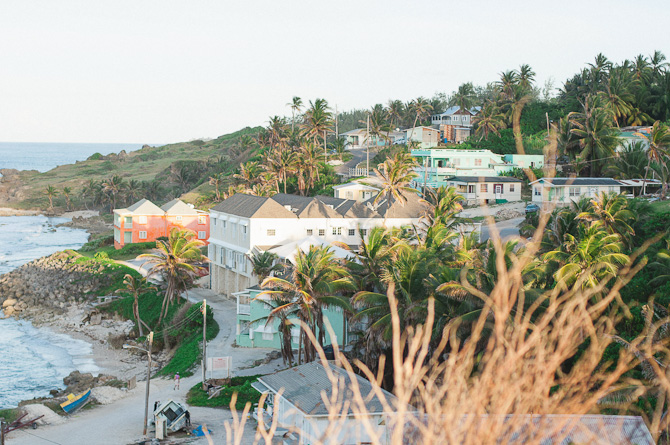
[494,184,503,196]
[123,231,132,244]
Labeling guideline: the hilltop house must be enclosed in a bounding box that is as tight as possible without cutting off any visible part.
[253,362,403,445]
[340,129,405,149]
[530,178,622,205]
[405,126,440,148]
[430,106,481,143]
[234,286,346,350]
[208,192,427,296]
[113,198,209,249]
[446,176,523,204]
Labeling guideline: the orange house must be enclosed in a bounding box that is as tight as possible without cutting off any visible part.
[113,198,210,249]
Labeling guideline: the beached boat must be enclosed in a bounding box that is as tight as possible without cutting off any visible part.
[60,389,91,414]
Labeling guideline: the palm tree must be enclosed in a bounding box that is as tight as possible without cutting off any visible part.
[298,141,321,194]
[301,98,333,155]
[234,161,262,188]
[607,141,649,181]
[331,137,347,161]
[44,185,58,212]
[260,245,351,364]
[287,96,303,133]
[407,97,432,143]
[569,96,620,176]
[597,68,634,127]
[386,100,404,129]
[373,151,418,207]
[139,228,206,323]
[268,148,297,194]
[62,186,73,211]
[473,102,505,141]
[577,191,636,247]
[498,70,519,101]
[641,121,670,196]
[420,185,465,229]
[449,83,476,111]
[116,274,156,337]
[102,175,126,210]
[254,292,297,365]
[517,64,536,92]
[250,251,282,282]
[209,173,224,201]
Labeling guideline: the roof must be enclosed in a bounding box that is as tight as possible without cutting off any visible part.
[122,199,165,215]
[332,182,380,191]
[297,199,343,219]
[256,362,400,416]
[161,199,200,215]
[531,177,621,187]
[405,126,439,133]
[340,128,368,136]
[210,194,297,218]
[375,190,426,219]
[433,106,480,117]
[449,176,523,183]
[616,179,662,187]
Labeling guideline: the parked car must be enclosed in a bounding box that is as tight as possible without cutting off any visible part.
[525,203,540,214]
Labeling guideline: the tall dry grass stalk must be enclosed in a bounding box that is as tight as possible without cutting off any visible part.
[216,123,669,444]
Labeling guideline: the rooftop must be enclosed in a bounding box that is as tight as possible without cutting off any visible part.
[161,198,201,215]
[532,177,621,187]
[449,176,523,183]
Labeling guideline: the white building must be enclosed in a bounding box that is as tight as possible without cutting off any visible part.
[253,362,404,445]
[208,193,426,296]
[447,176,523,205]
[502,154,545,169]
[405,126,440,148]
[530,177,622,205]
[333,182,380,201]
[430,106,480,128]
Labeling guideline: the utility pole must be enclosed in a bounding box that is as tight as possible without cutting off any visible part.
[366,115,370,177]
[143,332,153,436]
[324,130,328,162]
[1,417,6,445]
[202,299,207,390]
[335,105,339,139]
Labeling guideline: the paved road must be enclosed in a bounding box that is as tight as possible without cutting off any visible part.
[334,147,371,175]
[479,217,526,243]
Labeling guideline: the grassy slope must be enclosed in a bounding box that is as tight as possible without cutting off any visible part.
[3,127,261,210]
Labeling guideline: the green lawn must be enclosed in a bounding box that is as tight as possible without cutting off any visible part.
[186,375,263,410]
[649,200,670,213]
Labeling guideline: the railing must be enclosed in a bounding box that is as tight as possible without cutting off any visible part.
[237,303,251,315]
[348,168,370,177]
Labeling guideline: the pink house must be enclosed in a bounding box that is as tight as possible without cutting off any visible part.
[113,198,210,249]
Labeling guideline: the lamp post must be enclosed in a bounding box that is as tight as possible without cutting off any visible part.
[123,331,154,436]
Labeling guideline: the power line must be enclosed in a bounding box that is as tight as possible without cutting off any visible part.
[15,429,63,445]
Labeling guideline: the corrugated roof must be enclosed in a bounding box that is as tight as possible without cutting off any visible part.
[449,176,523,183]
[257,362,400,416]
[125,199,165,215]
[533,177,621,187]
[211,194,297,218]
[298,200,343,219]
[161,198,200,215]
[375,190,426,219]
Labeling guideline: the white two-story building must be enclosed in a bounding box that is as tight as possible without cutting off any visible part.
[208,193,426,296]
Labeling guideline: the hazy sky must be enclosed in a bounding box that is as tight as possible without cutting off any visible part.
[1,0,668,144]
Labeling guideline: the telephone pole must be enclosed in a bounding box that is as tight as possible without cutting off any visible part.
[143,332,153,436]
[202,300,207,390]
[366,115,370,177]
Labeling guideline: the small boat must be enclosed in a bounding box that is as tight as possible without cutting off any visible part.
[60,389,91,414]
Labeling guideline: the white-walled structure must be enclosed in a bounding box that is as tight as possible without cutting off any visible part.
[405,126,440,148]
[208,193,426,296]
[447,176,523,204]
[253,362,403,445]
[530,177,622,205]
[333,182,380,201]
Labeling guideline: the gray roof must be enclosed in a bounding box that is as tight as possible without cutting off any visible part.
[125,199,165,215]
[211,194,296,218]
[161,198,200,215]
[535,177,621,187]
[256,362,400,416]
[374,190,426,219]
[449,176,523,183]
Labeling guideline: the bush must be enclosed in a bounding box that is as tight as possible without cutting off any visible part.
[87,152,103,161]
[186,375,263,410]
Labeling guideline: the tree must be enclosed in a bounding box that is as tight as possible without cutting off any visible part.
[260,245,351,364]
[62,186,73,211]
[301,98,333,155]
[386,100,404,129]
[250,251,282,282]
[408,97,433,141]
[569,96,620,176]
[209,173,224,201]
[449,83,476,111]
[517,64,536,92]
[44,185,58,212]
[373,151,418,207]
[254,291,297,366]
[641,121,670,196]
[139,228,206,323]
[473,102,505,141]
[103,175,126,210]
[287,96,303,133]
[577,191,636,247]
[116,274,156,337]
[234,161,263,188]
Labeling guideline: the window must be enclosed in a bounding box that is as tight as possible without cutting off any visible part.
[262,331,273,341]
[453,158,461,166]
[348,229,356,236]
[291,327,300,344]
[332,227,342,235]
[510,184,515,192]
[346,191,353,199]
[360,229,367,236]
[241,225,247,240]
[138,215,147,224]
[474,158,482,166]
[198,216,206,225]
[480,184,488,193]
[468,185,475,193]
[211,218,216,226]
[267,229,276,236]
[219,248,224,265]
[139,231,147,239]
[569,187,580,197]
[198,231,206,239]
[534,187,541,196]
[306,229,313,236]
[176,215,183,221]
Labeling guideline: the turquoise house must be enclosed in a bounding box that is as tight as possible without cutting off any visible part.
[234,286,347,349]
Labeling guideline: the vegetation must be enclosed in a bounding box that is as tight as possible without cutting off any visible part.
[186,375,263,410]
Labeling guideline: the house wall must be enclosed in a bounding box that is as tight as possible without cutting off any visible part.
[114,214,164,248]
[531,184,622,205]
[166,214,210,244]
[334,184,378,201]
[450,181,522,204]
[503,154,545,169]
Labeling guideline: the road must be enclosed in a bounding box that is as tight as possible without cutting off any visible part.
[479,217,525,243]
[333,147,371,176]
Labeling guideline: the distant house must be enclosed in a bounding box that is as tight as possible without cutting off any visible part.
[530,177,622,205]
[253,362,404,445]
[447,176,523,204]
[618,126,651,151]
[333,182,380,201]
[234,286,345,349]
[430,106,481,143]
[405,126,440,148]
[113,198,209,249]
[502,154,545,169]
[411,148,514,188]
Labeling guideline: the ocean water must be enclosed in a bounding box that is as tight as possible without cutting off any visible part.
[0,215,95,408]
[0,141,144,172]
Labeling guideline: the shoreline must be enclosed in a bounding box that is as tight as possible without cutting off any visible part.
[0,208,100,218]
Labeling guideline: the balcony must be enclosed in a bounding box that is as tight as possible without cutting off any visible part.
[237,303,251,315]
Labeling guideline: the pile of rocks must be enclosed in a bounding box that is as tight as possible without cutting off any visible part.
[495,209,525,220]
[0,251,115,318]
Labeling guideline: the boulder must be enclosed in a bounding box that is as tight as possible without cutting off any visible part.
[2,298,17,308]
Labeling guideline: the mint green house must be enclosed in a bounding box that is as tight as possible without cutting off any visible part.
[234,286,347,349]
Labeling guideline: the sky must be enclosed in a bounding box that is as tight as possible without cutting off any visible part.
[1,0,669,144]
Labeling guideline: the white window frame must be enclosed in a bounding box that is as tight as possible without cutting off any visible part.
[534,187,541,196]
[360,229,367,236]
[480,184,488,193]
[318,229,325,237]
[176,215,183,222]
[474,158,482,166]
[510,184,515,192]
[569,187,580,197]
[332,227,342,236]
[348,229,356,236]
[306,229,313,236]
[267,229,276,236]
[198,215,206,225]
[139,231,147,240]
[198,231,206,239]
[138,215,147,225]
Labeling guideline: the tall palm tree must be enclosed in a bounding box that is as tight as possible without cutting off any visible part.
[517,64,536,92]
[287,96,303,133]
[498,70,519,101]
[234,161,262,188]
[641,121,670,196]
[569,96,620,176]
[260,245,351,363]
[386,100,404,129]
[301,98,333,155]
[597,68,635,127]
[250,251,282,282]
[576,191,636,247]
[407,97,433,145]
[44,185,58,212]
[373,151,418,207]
[449,83,476,111]
[209,173,224,201]
[116,274,156,337]
[473,102,505,141]
[254,292,297,366]
[102,175,126,210]
[139,228,206,323]
[62,186,73,211]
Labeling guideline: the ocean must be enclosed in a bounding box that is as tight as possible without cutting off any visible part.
[0,142,140,408]
[0,141,144,173]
